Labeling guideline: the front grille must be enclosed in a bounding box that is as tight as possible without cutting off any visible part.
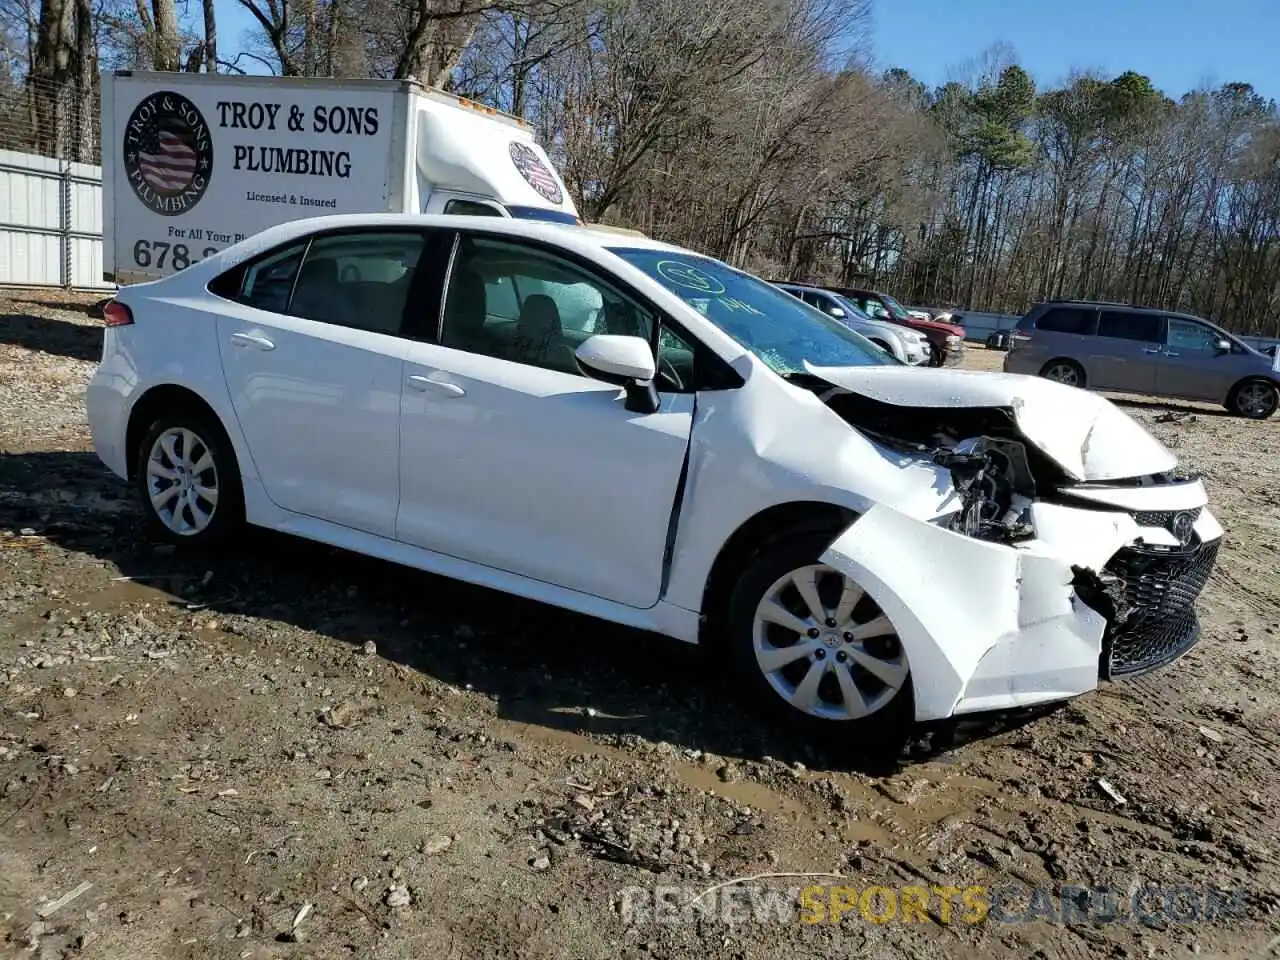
[1101,538,1219,678]
[1133,507,1201,529]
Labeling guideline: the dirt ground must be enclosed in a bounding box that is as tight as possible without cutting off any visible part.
[2,292,1278,960]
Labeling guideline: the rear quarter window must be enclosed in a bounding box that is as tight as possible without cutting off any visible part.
[1034,307,1097,335]
[209,241,308,312]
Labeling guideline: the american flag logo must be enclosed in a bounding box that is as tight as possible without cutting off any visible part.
[123,91,213,216]
[509,141,563,205]
[138,120,199,193]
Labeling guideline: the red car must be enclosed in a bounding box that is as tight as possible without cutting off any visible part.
[822,287,966,367]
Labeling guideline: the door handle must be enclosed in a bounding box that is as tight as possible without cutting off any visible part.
[1142,347,1161,354]
[407,374,465,398]
[230,332,275,351]
[1164,351,1180,358]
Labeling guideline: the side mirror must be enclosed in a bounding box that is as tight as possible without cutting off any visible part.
[827,306,846,319]
[1214,338,1231,355]
[574,334,660,413]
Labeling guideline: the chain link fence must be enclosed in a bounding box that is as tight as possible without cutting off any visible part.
[0,74,101,164]
[0,75,110,289]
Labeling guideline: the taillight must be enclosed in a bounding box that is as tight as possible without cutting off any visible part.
[103,301,134,327]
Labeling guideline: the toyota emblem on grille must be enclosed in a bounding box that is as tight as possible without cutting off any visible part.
[1169,511,1196,546]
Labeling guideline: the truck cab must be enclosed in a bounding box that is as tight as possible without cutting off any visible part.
[412,92,580,225]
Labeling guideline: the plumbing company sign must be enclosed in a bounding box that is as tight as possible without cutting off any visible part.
[106,76,396,282]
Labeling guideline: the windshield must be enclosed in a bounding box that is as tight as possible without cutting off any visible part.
[831,293,875,323]
[506,205,580,225]
[610,248,892,374]
[880,293,912,320]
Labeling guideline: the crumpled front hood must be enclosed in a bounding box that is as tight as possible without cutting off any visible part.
[804,363,1178,482]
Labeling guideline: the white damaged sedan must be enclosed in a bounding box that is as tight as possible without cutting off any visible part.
[86,214,1222,747]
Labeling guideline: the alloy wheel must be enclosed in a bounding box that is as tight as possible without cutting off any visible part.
[1236,382,1277,418]
[145,426,219,536]
[751,564,908,721]
[1044,362,1081,386]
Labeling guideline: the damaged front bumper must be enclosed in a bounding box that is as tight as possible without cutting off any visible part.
[818,497,1222,722]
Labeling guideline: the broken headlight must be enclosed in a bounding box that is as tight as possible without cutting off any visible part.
[935,437,1035,544]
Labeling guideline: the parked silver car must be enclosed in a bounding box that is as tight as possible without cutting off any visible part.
[1003,300,1280,419]
[773,283,929,364]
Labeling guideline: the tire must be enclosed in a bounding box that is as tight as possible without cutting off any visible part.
[1040,358,1086,388]
[926,342,944,367]
[725,532,914,757]
[135,406,244,548]
[1226,378,1279,419]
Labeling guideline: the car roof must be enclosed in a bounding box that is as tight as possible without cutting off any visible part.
[215,212,690,262]
[1036,300,1226,326]
[140,211,763,369]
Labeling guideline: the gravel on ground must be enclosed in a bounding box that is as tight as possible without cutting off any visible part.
[2,294,1278,959]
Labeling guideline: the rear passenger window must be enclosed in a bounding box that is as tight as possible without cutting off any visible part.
[1035,307,1096,335]
[1098,311,1161,342]
[288,232,424,336]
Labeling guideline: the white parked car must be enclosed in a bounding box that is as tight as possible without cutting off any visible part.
[86,214,1223,750]
[773,282,929,365]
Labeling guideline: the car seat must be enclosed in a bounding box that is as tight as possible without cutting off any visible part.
[291,257,344,323]
[510,294,573,371]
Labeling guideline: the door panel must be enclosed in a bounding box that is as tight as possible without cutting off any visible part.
[396,345,693,607]
[1155,317,1240,403]
[1087,311,1163,393]
[217,310,407,538]
[215,230,426,538]
[395,231,695,609]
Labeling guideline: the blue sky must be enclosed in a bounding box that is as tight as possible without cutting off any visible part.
[873,0,1279,101]
[211,0,1280,103]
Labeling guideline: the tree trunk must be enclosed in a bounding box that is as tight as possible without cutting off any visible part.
[203,0,218,71]
[151,0,181,70]
[31,0,76,157]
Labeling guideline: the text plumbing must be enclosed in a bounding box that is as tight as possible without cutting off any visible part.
[217,99,382,180]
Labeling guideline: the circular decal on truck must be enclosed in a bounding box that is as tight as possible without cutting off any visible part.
[509,141,563,205]
[122,91,213,216]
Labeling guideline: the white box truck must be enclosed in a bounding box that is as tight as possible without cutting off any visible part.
[100,71,580,284]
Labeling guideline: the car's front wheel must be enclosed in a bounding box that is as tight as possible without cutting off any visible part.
[1227,378,1279,419]
[136,408,244,547]
[726,533,913,755]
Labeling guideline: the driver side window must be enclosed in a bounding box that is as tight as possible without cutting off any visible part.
[1166,318,1222,353]
[438,235,696,390]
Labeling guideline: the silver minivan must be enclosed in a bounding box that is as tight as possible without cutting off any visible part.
[1003,300,1280,419]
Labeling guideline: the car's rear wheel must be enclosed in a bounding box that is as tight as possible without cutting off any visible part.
[136,409,244,547]
[1040,358,1085,388]
[1227,378,1279,419]
[726,533,913,755]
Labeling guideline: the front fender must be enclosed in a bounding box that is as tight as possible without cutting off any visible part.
[820,505,1105,721]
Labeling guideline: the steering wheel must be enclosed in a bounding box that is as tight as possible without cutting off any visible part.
[657,354,685,392]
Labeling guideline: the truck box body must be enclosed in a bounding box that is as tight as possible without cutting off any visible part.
[101,71,579,283]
